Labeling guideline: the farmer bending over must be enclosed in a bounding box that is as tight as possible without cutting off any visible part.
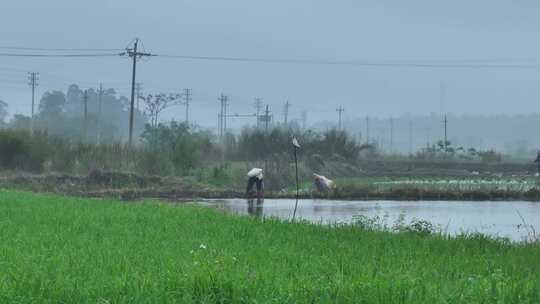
[246,168,264,198]
[313,173,335,193]
[534,150,540,177]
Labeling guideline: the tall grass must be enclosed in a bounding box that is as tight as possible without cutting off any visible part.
[0,191,538,303]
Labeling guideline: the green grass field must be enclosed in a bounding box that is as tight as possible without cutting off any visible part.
[0,191,539,303]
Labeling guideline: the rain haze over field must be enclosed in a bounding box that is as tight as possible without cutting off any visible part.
[1,1,540,153]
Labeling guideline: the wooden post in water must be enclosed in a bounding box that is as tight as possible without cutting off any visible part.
[292,137,301,220]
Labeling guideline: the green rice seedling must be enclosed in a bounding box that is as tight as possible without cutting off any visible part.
[0,190,538,303]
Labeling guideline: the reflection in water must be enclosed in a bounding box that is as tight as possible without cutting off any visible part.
[201,199,540,241]
[247,198,264,218]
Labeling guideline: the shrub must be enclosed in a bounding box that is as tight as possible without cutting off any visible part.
[0,130,29,169]
[306,154,325,172]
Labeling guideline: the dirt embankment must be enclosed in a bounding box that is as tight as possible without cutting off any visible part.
[0,170,242,201]
[2,170,540,202]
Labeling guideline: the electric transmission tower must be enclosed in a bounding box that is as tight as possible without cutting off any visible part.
[283,100,291,125]
[444,114,448,152]
[183,88,192,124]
[408,119,413,155]
[254,98,262,127]
[261,105,272,132]
[218,94,228,139]
[28,72,39,134]
[301,111,307,130]
[389,117,394,154]
[97,83,103,144]
[365,115,370,144]
[83,89,88,140]
[336,106,344,130]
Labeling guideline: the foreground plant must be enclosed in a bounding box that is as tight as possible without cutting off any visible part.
[0,190,538,303]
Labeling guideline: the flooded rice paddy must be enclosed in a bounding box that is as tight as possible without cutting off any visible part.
[198,199,540,242]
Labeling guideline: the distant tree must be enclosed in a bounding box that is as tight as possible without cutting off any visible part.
[39,91,65,118]
[28,84,148,142]
[141,93,181,127]
[141,121,213,173]
[64,84,83,117]
[10,114,30,130]
[0,100,8,125]
[477,149,502,163]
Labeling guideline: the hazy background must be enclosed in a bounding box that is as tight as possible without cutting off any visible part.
[1,1,540,152]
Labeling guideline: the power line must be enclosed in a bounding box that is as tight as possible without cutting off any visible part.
[0,46,124,52]
[0,52,125,57]
[155,54,540,69]
[4,43,540,69]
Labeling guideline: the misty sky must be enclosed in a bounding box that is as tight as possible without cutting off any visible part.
[1,1,540,130]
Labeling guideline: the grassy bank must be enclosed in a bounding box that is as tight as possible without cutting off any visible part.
[4,172,540,202]
[0,191,539,303]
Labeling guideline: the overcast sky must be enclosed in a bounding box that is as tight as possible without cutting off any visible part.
[1,1,540,130]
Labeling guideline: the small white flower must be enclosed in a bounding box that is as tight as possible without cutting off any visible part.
[199,244,207,250]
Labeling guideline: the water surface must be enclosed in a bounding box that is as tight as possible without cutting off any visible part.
[198,199,540,242]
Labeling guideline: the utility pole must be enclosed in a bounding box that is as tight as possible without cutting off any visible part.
[440,82,445,115]
[301,111,307,130]
[83,89,88,141]
[283,100,291,125]
[135,82,142,110]
[183,88,192,124]
[408,119,413,155]
[444,114,448,152]
[219,94,223,139]
[28,72,39,134]
[366,115,370,144]
[224,97,228,134]
[264,105,270,132]
[254,98,262,128]
[97,83,103,144]
[425,127,431,149]
[336,106,344,130]
[218,94,228,140]
[389,117,394,154]
[127,38,153,147]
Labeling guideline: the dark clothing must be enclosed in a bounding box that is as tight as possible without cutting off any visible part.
[246,176,264,195]
[314,178,328,193]
[534,155,540,174]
